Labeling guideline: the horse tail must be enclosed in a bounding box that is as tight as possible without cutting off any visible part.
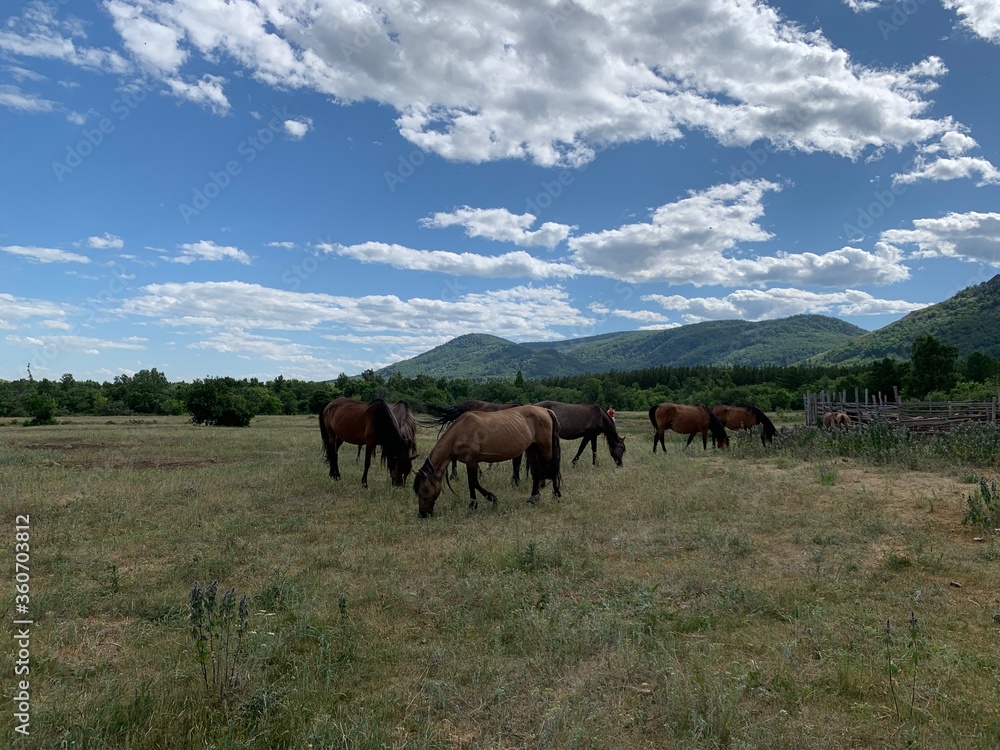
[546,408,562,494]
[648,404,659,429]
[750,405,776,444]
[319,403,333,469]
[425,402,472,426]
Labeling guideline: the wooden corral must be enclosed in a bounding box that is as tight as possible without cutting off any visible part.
[805,387,1000,434]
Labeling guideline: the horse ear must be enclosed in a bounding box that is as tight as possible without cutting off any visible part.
[621,434,627,441]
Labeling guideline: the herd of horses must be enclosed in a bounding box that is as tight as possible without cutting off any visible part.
[319,396,778,517]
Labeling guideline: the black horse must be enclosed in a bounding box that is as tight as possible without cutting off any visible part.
[534,401,625,467]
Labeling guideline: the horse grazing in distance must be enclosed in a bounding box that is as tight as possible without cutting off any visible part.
[649,403,730,452]
[319,397,414,488]
[823,411,854,430]
[534,401,626,467]
[413,405,561,517]
[712,404,777,446]
[426,400,525,483]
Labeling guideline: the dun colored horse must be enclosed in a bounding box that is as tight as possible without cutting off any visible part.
[823,411,854,429]
[426,400,525,483]
[319,397,415,488]
[535,401,626,467]
[649,403,730,452]
[413,405,561,517]
[712,404,777,446]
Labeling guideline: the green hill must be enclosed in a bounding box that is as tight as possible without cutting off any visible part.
[379,315,866,379]
[810,274,1000,365]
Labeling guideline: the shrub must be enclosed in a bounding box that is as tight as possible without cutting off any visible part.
[24,393,58,426]
[185,377,259,427]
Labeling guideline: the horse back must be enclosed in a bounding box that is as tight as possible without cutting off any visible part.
[440,405,552,464]
[323,397,376,444]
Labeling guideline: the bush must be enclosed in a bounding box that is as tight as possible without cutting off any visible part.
[185,377,260,427]
[24,393,58,426]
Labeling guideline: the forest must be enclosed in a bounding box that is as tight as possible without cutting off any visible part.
[3,335,998,427]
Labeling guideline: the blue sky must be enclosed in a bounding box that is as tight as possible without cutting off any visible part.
[3,0,1000,383]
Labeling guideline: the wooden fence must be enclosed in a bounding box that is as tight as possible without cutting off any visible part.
[804,387,1000,434]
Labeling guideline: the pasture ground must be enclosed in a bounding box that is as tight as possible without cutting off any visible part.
[2,412,999,749]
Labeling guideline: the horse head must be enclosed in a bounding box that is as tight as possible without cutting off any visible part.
[413,459,442,517]
[387,450,414,488]
[610,434,626,467]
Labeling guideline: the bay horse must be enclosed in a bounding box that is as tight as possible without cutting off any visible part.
[712,404,776,446]
[649,403,730,452]
[426,400,525,483]
[535,401,626,467]
[319,397,414,488]
[413,405,561,517]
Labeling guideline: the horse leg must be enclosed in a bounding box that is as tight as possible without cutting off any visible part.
[512,454,522,485]
[361,444,375,488]
[570,437,588,466]
[466,464,479,510]
[527,470,541,504]
[450,458,458,480]
[590,435,598,465]
[331,438,343,480]
[686,432,696,448]
[701,430,709,450]
[356,444,362,463]
[468,464,496,509]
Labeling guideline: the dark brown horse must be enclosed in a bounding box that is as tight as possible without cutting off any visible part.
[712,404,776,446]
[649,403,729,452]
[356,400,419,463]
[413,405,561,517]
[426,400,524,483]
[319,397,414,488]
[534,401,626,467]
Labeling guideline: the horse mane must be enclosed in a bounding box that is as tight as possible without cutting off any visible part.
[391,400,418,455]
[748,404,776,442]
[700,404,729,444]
[369,399,409,458]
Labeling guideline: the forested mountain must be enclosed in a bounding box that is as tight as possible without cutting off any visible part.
[810,274,1000,365]
[379,315,866,379]
[381,276,1000,379]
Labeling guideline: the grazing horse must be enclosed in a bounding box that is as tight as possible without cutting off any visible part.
[356,400,419,463]
[534,400,626,467]
[823,411,854,429]
[712,404,777,446]
[413,405,561,517]
[319,397,414,488]
[649,403,730,452]
[426,400,525,483]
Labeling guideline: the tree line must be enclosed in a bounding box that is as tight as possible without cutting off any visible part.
[3,335,998,427]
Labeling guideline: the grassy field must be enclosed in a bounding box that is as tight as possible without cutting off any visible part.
[2,411,1000,749]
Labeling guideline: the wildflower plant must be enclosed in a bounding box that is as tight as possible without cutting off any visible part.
[189,579,251,701]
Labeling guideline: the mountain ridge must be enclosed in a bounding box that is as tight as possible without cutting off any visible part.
[378,276,1000,379]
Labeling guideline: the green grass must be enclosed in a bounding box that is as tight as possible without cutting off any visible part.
[2,413,1000,748]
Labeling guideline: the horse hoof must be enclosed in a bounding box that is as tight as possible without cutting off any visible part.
[527,495,539,505]
[468,500,478,510]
